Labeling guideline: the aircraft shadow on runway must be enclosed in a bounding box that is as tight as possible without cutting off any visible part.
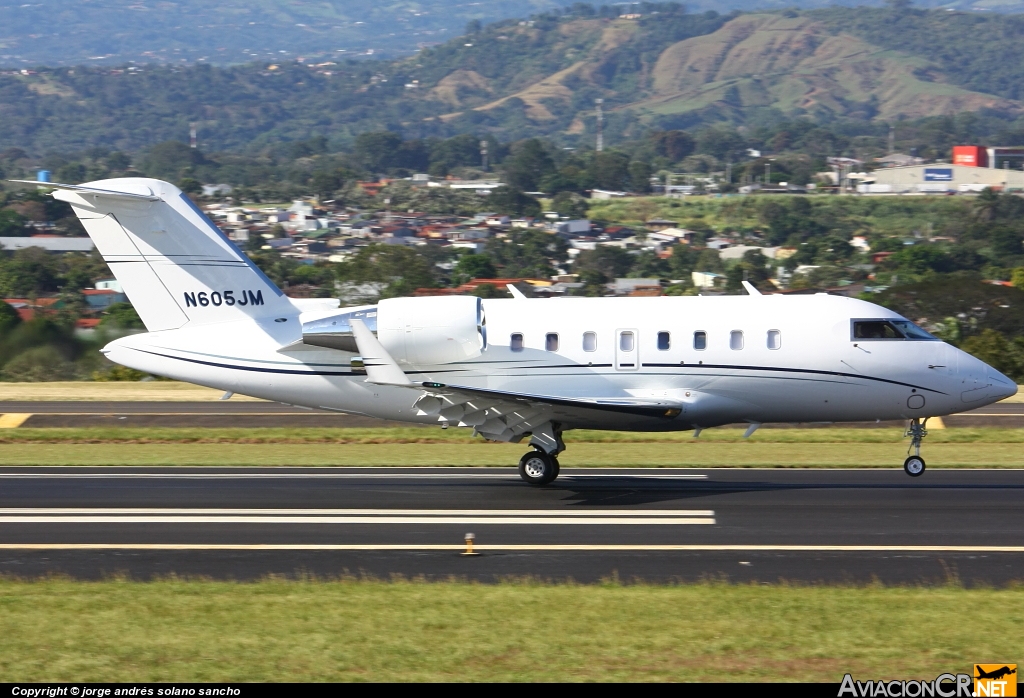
[547,477,1024,506]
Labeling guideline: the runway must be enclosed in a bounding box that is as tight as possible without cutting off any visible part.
[2,400,1023,427]
[2,467,1023,584]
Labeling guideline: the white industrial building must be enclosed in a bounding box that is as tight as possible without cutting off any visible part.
[865,164,1024,193]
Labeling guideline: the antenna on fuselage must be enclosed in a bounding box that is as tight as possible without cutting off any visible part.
[506,284,527,300]
[741,280,762,296]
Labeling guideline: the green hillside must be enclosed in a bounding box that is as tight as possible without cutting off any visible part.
[4,0,1024,67]
[4,4,1024,154]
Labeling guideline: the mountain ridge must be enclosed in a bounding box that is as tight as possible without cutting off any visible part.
[3,6,1024,154]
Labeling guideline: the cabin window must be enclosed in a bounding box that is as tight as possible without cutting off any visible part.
[693,331,707,350]
[730,330,744,350]
[582,332,597,352]
[546,333,559,352]
[510,333,524,352]
[657,331,670,351]
[767,329,781,350]
[620,331,635,352]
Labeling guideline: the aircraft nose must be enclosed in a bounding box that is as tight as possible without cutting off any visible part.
[958,350,1018,403]
[987,366,1018,401]
[950,350,1015,405]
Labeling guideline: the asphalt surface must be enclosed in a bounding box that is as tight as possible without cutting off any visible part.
[0,401,426,428]
[2,467,1023,585]
[2,400,1023,427]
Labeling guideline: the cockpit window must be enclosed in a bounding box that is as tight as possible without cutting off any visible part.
[891,320,938,340]
[852,319,938,341]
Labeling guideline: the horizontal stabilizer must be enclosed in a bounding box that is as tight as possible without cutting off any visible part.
[8,180,160,201]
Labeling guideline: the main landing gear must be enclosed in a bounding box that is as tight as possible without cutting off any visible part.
[519,449,560,486]
[903,418,928,477]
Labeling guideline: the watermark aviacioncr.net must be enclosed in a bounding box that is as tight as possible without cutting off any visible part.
[839,665,1017,698]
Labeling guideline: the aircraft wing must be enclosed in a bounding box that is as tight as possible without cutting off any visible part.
[348,318,682,444]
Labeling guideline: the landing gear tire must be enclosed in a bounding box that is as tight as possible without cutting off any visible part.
[904,455,926,477]
[519,450,558,485]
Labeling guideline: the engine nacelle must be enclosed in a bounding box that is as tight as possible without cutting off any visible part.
[377,296,486,365]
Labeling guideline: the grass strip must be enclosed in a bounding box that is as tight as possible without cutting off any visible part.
[2,441,1023,466]
[4,427,1024,444]
[1,579,1021,682]
[0,381,263,402]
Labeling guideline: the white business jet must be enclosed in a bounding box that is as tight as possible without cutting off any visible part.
[23,178,1017,484]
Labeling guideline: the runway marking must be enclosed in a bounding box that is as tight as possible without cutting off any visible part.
[0,472,709,480]
[14,407,333,413]
[0,413,31,428]
[0,544,1023,552]
[0,508,715,516]
[0,516,715,525]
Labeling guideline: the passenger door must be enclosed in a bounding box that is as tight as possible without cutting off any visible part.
[615,329,639,371]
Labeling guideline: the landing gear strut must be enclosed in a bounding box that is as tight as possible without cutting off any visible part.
[903,418,928,477]
[519,449,559,485]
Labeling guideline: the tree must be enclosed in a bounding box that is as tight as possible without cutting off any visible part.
[485,229,565,279]
[588,152,630,191]
[0,300,21,336]
[455,253,497,281]
[550,191,588,219]
[725,249,772,293]
[961,329,1024,382]
[989,225,1023,257]
[487,187,541,217]
[628,160,652,193]
[334,244,438,298]
[177,177,203,195]
[311,170,346,201]
[429,134,485,176]
[695,127,746,162]
[574,246,633,281]
[1011,267,1024,289]
[502,139,555,192]
[354,132,404,174]
[140,141,205,181]
[0,209,28,236]
[100,302,144,329]
[650,130,695,162]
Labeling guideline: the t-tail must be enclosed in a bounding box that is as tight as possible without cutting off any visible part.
[39,177,294,331]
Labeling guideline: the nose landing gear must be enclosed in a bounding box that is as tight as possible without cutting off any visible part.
[903,418,928,477]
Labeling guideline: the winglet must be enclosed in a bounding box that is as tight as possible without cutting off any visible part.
[741,280,762,296]
[349,318,412,386]
[506,284,527,300]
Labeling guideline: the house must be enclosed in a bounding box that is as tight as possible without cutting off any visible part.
[83,289,127,309]
[644,219,678,232]
[447,180,504,191]
[647,227,693,245]
[590,189,630,200]
[691,271,723,289]
[554,220,590,236]
[0,237,94,252]
[610,278,662,296]
[94,279,123,293]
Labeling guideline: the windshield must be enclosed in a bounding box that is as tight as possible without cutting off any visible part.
[852,319,939,341]
[890,320,939,340]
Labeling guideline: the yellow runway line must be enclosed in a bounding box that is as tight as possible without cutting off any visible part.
[0,413,31,428]
[2,544,1024,552]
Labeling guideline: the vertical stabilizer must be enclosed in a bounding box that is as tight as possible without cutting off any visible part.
[50,178,293,331]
